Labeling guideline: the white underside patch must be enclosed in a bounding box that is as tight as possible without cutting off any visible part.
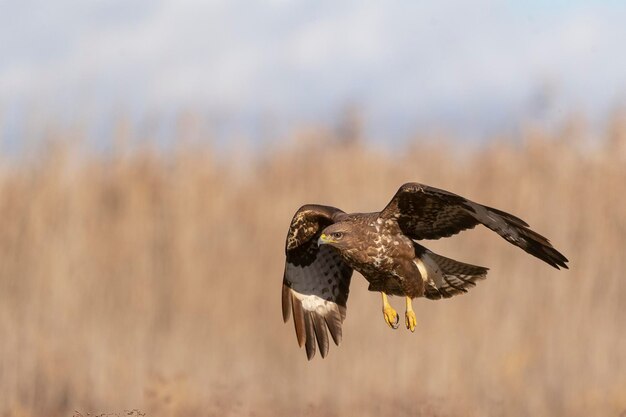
[291,289,344,317]
[414,252,445,287]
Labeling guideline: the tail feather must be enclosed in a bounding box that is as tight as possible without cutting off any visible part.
[414,245,489,300]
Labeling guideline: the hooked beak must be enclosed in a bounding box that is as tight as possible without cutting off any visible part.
[317,233,331,246]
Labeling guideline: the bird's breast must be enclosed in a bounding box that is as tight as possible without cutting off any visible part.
[341,232,414,281]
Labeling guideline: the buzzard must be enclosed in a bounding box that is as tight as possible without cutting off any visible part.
[282,182,568,360]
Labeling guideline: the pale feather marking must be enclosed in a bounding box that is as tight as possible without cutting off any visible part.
[413,258,429,283]
[291,289,346,318]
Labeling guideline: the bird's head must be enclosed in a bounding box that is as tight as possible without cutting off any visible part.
[317,222,354,249]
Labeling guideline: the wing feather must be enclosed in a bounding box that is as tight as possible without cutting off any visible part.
[324,307,344,345]
[282,205,353,360]
[312,313,330,358]
[303,312,316,360]
[290,293,306,347]
[380,183,568,269]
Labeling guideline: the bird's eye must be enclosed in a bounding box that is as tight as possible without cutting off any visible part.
[332,232,343,239]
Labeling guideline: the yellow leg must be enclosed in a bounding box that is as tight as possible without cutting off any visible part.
[405,296,417,332]
[381,292,399,329]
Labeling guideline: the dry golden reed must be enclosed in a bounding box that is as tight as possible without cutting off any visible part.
[0,119,625,417]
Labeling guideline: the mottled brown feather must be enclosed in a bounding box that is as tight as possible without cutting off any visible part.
[283,205,353,359]
[282,183,569,360]
[380,183,568,269]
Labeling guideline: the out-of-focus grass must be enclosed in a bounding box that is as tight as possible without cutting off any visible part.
[0,117,625,417]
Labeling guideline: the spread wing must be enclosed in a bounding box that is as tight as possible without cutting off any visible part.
[379,183,569,269]
[282,205,353,360]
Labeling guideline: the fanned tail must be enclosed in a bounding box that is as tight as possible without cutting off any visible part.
[413,244,489,300]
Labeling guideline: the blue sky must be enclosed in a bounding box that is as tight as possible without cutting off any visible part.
[1,0,625,145]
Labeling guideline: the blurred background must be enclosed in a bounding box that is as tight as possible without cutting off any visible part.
[1,1,626,416]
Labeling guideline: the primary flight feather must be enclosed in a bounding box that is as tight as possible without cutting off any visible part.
[282,182,568,360]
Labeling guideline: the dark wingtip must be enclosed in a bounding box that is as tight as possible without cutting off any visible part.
[291,294,306,348]
[312,314,330,358]
[281,284,292,323]
[543,246,569,270]
[527,240,569,270]
[325,313,343,346]
[304,312,316,360]
[549,254,569,270]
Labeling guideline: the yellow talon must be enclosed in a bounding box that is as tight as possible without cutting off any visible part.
[405,310,417,332]
[405,296,417,332]
[381,292,399,329]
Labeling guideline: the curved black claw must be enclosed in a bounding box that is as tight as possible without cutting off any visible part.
[391,314,399,329]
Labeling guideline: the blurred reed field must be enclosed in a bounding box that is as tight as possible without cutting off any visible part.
[0,114,626,417]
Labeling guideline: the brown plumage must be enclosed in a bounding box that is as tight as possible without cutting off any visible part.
[282,182,569,359]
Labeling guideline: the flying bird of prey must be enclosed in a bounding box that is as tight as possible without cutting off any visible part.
[282,182,568,360]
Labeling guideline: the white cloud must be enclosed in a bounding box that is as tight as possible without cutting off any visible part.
[1,0,625,140]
